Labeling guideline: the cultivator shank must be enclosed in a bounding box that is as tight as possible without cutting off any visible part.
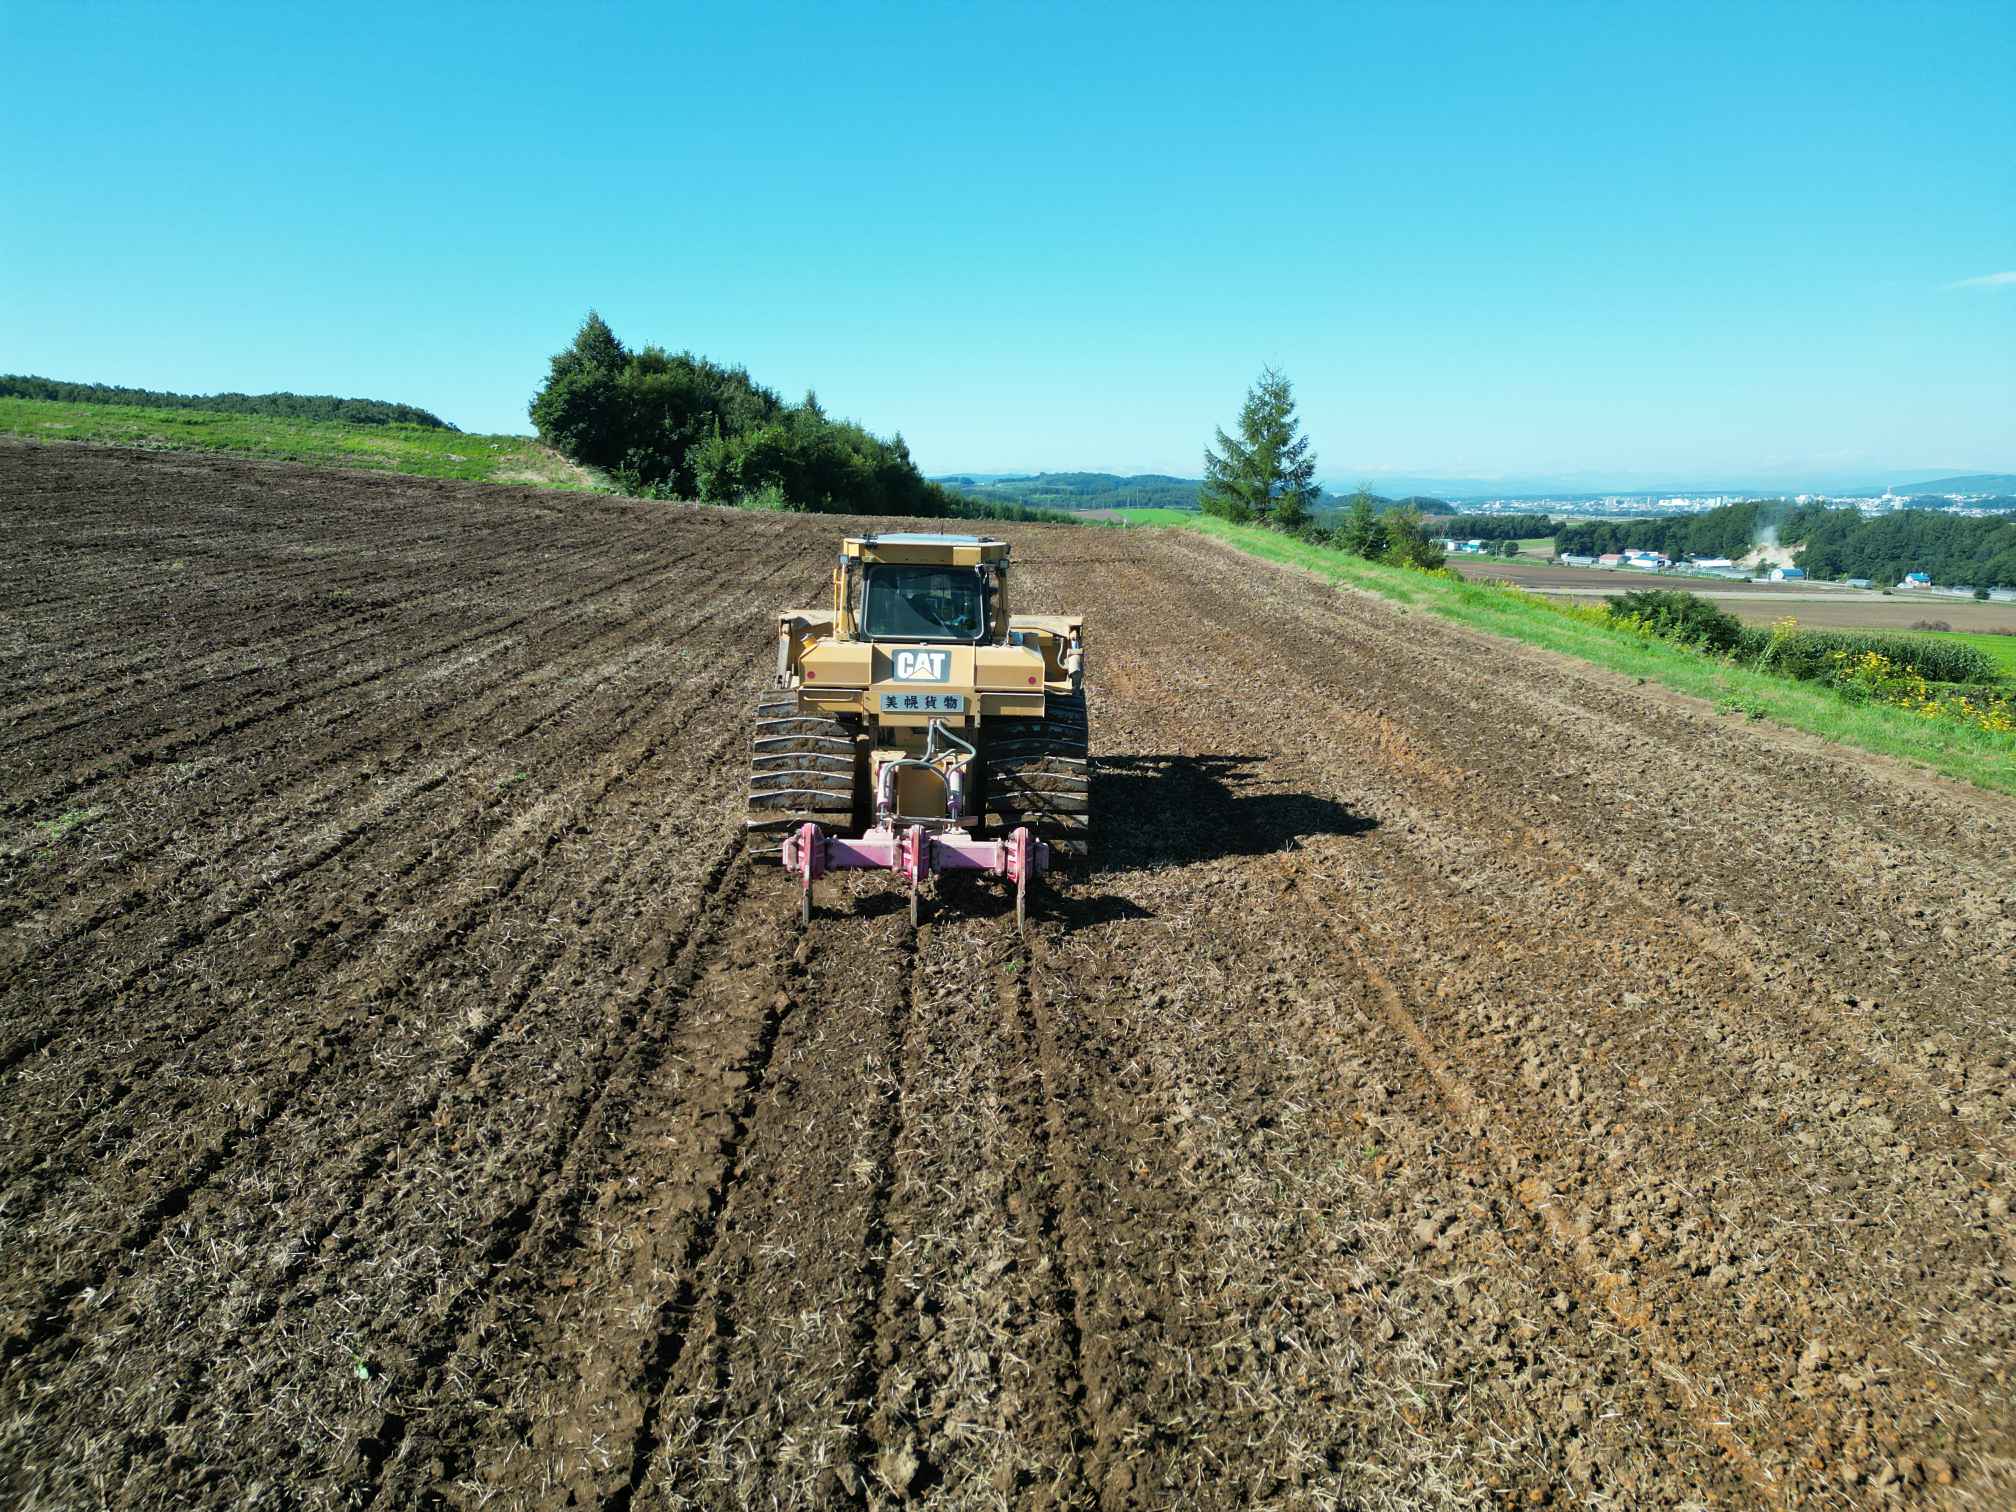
[784,820,1044,928]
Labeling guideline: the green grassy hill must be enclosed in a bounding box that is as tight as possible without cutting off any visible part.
[0,396,607,491]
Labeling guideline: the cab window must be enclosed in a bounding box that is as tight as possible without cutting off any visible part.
[863,565,986,642]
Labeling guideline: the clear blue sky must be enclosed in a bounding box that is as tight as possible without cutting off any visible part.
[4,0,2010,487]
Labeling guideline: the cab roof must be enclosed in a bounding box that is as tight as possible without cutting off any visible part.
[843,532,1009,565]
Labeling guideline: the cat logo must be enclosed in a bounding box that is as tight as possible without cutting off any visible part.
[892,650,950,682]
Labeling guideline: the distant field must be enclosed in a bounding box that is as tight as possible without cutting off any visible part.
[0,396,606,490]
[1448,556,2016,632]
[1911,629,2016,678]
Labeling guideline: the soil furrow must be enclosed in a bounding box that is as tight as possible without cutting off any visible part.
[0,675,754,1347]
[8,443,2016,1509]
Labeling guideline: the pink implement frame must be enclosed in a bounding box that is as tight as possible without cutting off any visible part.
[783,821,1045,926]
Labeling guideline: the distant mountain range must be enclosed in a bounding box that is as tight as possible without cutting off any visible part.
[1852,473,2016,496]
[943,467,2016,504]
[933,472,1203,511]
[932,471,1452,513]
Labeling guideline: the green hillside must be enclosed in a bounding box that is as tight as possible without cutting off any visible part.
[0,374,453,429]
[0,396,604,490]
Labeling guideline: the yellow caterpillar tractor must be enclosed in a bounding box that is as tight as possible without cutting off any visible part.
[747,532,1088,927]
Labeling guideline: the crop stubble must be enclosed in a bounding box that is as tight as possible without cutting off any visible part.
[3,441,2013,1509]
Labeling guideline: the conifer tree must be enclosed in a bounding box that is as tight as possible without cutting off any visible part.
[1201,367,1320,530]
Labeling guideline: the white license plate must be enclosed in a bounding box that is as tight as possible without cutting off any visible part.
[879,692,966,714]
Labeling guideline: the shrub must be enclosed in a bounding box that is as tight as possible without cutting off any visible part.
[1380,506,1447,570]
[1605,589,1745,652]
[1731,623,1997,685]
[1828,651,2016,735]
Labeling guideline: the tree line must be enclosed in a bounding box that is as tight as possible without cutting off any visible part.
[939,472,1205,511]
[1555,499,2016,586]
[1554,500,1824,560]
[1437,513,1554,541]
[0,375,453,429]
[527,313,1074,523]
[1798,508,2016,589]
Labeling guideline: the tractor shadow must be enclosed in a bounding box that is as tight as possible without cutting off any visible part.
[1089,753,1377,873]
[841,754,1375,930]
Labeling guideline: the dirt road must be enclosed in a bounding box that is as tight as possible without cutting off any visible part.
[4,441,2013,1509]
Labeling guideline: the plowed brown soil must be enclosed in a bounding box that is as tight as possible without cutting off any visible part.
[4,439,2013,1510]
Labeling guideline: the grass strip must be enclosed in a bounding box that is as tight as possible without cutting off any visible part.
[1116,508,2016,796]
[1904,629,2016,678]
[0,396,607,491]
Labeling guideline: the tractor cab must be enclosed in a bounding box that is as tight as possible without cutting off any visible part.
[845,532,1005,647]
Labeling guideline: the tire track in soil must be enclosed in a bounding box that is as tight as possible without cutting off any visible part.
[853,920,944,1507]
[1062,538,2015,1200]
[828,893,926,1508]
[995,940,1098,1505]
[0,660,764,1364]
[2,499,723,701]
[345,842,761,1509]
[823,904,1091,1508]
[1319,897,1779,1501]
[0,620,765,1207]
[0,511,620,724]
[428,866,807,1511]
[1011,852,1756,1507]
[1298,844,2016,1502]
[11,450,2016,1508]
[2,478,775,816]
[630,876,920,1509]
[105,806,761,1510]
[0,689,798,1512]
[0,548,787,1084]
[72,797,736,1512]
[0,547,686,820]
[0,536,736,960]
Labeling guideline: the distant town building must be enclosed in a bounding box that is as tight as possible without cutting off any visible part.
[1847,577,1873,589]
[1690,557,1736,570]
[1560,554,1597,567]
[1769,567,1806,581]
[1903,572,1932,587]
[1598,553,1626,567]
